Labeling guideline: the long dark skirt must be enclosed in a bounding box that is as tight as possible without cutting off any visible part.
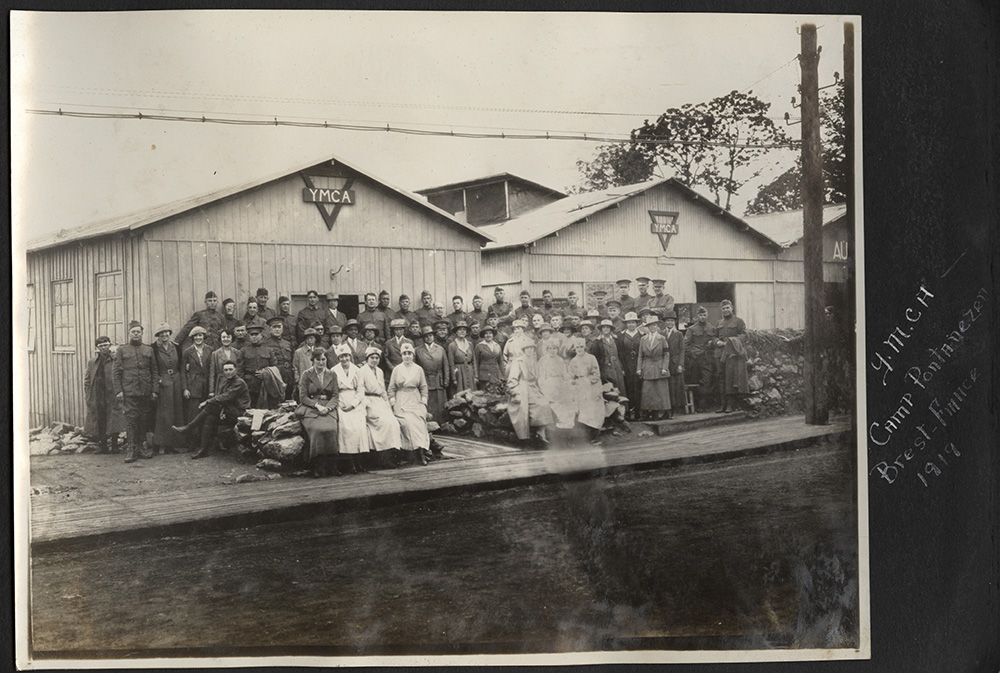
[427,388,448,423]
[152,375,185,448]
[669,375,687,411]
[640,378,671,411]
[302,413,340,460]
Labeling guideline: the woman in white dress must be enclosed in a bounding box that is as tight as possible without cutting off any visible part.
[358,346,404,468]
[506,341,555,447]
[536,337,576,431]
[388,342,431,466]
[567,336,606,444]
[333,343,370,473]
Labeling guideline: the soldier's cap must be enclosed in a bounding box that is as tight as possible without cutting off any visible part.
[493,286,505,292]
[390,318,407,329]
[473,294,483,301]
[398,294,409,301]
[519,290,530,297]
[247,324,265,334]
[542,289,553,295]
[433,319,451,329]
[256,288,269,297]
[334,343,352,357]
[362,323,378,333]
[311,347,328,359]
[421,290,432,298]
[344,319,360,329]
[599,319,614,329]
[697,306,708,314]
[306,289,319,298]
[580,319,594,329]
[278,296,290,303]
[421,325,435,336]
[637,307,652,317]
[310,320,324,329]
[95,336,111,346]
[593,290,607,297]
[721,299,733,307]
[635,276,651,284]
[234,320,247,328]
[266,316,285,326]
[663,310,678,320]
[205,290,218,299]
[154,322,172,336]
[616,279,631,287]
[567,290,578,297]
[624,312,640,322]
[606,299,622,308]
[365,346,382,359]
[586,309,600,317]
[379,290,391,297]
[326,293,339,302]
[302,328,319,337]
[189,326,208,337]
[538,323,554,333]
[128,320,143,330]
[651,278,666,286]
[222,297,235,306]
[327,324,342,334]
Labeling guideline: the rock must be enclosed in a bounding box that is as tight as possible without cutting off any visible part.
[449,409,466,418]
[261,435,305,462]
[30,436,62,455]
[29,427,45,437]
[637,430,654,438]
[749,375,763,391]
[235,473,265,484]
[270,417,303,438]
[256,458,284,472]
[453,418,469,430]
[49,422,75,435]
[426,421,441,433]
[471,422,485,438]
[780,364,799,375]
[766,388,783,402]
[75,443,101,454]
[445,397,466,411]
[440,422,457,434]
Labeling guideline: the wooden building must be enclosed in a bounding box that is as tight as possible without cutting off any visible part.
[25,152,492,428]
[479,177,849,330]
[415,173,564,226]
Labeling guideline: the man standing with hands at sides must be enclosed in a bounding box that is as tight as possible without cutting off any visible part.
[447,295,469,329]
[296,290,325,343]
[415,290,436,328]
[562,290,586,322]
[377,290,397,322]
[276,296,296,344]
[264,316,294,400]
[173,360,250,459]
[240,324,275,406]
[662,310,686,419]
[220,298,239,335]
[513,290,537,324]
[684,306,717,413]
[615,279,636,315]
[467,294,488,327]
[324,293,348,335]
[539,289,561,323]
[395,294,416,325]
[414,325,450,423]
[84,336,125,455]
[648,278,674,314]
[617,312,643,421]
[714,299,749,413]
[175,290,224,351]
[358,292,390,341]
[113,320,158,463]
[383,319,414,371]
[253,288,277,322]
[634,277,653,313]
[488,286,514,328]
[242,298,267,330]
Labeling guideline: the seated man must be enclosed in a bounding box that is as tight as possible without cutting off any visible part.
[172,360,251,459]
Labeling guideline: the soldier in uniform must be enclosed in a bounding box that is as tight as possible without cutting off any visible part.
[488,286,514,328]
[175,290,225,350]
[406,319,423,344]
[377,290,397,322]
[617,312,643,420]
[296,290,326,344]
[173,360,251,459]
[414,325,450,423]
[539,290,561,322]
[242,298,267,330]
[714,299,749,413]
[113,320,158,463]
[562,290,586,323]
[648,278,675,314]
[264,316,294,400]
[593,289,609,318]
[276,297,296,345]
[221,298,239,335]
[415,290,436,327]
[615,279,636,314]
[293,328,320,389]
[254,287,278,322]
[358,292,390,341]
[684,306,718,413]
[662,310,686,419]
[396,294,416,325]
[324,293,348,335]
[605,299,625,332]
[240,324,275,406]
[513,290,537,323]
[447,295,469,329]
[634,277,653,312]
[232,321,248,349]
[467,295,488,327]
[84,336,125,454]
[433,318,452,348]
[181,325,212,423]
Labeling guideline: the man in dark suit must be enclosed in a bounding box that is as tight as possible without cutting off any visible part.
[296,290,326,343]
[513,290,537,323]
[172,360,251,459]
[383,318,414,371]
[175,291,225,350]
[263,317,294,400]
[357,292,390,341]
[663,310,686,419]
[488,286,514,328]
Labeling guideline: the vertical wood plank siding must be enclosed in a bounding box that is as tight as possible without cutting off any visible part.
[27,168,485,427]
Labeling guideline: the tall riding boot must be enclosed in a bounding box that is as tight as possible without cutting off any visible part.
[124,427,137,463]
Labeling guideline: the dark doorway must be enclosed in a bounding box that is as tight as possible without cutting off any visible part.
[337,294,361,321]
[695,282,736,304]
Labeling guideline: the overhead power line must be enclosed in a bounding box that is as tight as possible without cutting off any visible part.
[25,107,803,150]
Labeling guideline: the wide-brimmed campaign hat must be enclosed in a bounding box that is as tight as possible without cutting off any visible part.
[452,320,469,332]
[344,319,360,330]
[623,312,640,323]
[662,309,677,320]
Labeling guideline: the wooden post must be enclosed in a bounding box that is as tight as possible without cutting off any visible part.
[800,24,829,425]
[844,22,856,383]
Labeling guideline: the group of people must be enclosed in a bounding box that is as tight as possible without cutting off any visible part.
[83,280,750,467]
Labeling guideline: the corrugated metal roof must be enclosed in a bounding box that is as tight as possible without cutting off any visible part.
[480,177,779,251]
[743,203,848,248]
[26,150,494,252]
[415,172,566,197]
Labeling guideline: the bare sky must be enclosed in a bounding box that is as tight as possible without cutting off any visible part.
[11,11,852,242]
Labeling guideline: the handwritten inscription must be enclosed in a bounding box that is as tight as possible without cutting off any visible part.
[868,278,988,489]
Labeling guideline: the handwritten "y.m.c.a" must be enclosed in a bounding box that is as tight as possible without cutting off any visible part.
[870,285,935,386]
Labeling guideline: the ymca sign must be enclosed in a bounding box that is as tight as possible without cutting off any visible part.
[649,210,679,252]
[303,187,356,205]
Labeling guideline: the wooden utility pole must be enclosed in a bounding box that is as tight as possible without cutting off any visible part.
[844,22,856,380]
[800,23,829,425]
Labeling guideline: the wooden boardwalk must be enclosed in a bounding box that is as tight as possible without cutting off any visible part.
[30,415,851,549]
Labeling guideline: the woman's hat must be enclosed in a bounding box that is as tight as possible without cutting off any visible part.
[328,324,342,334]
[644,314,660,324]
[362,323,378,333]
[662,309,677,320]
[433,319,451,330]
[599,319,614,329]
[421,325,435,336]
[538,323,554,333]
[453,320,469,332]
[511,318,527,329]
[344,319,359,330]
[624,312,640,323]
[400,343,415,354]
[365,346,382,359]
[390,318,407,329]
[334,343,352,357]
[480,325,496,335]
[189,326,208,337]
[154,322,172,336]
[302,328,319,337]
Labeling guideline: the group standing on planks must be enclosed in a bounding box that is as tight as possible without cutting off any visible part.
[84,278,751,474]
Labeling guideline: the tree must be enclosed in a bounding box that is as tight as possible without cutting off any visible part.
[744,80,847,215]
[573,91,790,210]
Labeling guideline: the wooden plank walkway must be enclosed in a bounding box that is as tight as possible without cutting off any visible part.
[30,415,851,549]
